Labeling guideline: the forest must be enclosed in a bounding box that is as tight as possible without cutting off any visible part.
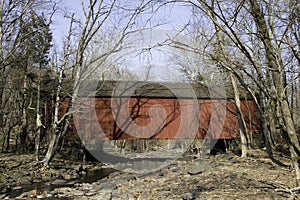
[1,0,300,199]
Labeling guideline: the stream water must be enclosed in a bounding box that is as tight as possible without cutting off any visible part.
[5,167,116,199]
[3,154,195,199]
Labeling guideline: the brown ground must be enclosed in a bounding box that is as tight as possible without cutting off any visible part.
[104,149,296,200]
[0,149,298,199]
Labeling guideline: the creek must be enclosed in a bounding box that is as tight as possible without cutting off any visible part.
[4,167,116,199]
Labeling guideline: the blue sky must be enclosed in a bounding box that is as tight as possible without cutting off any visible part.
[51,1,191,46]
[50,1,193,81]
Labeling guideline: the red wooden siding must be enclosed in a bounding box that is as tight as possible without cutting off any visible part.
[68,97,260,140]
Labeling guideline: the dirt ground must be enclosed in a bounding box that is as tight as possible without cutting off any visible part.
[105,149,296,200]
[0,149,298,199]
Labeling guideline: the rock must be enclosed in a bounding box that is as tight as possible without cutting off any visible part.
[187,163,210,175]
[44,181,51,186]
[63,174,73,180]
[75,182,83,186]
[126,176,137,181]
[171,166,184,172]
[16,189,38,199]
[54,187,71,194]
[36,192,53,199]
[12,186,22,190]
[36,194,45,199]
[85,192,96,196]
[90,189,112,200]
[67,179,81,185]
[57,193,68,198]
[50,190,57,195]
[182,192,195,200]
[46,191,53,197]
[187,168,202,175]
[32,178,44,183]
[93,182,117,190]
[72,189,85,196]
[51,179,67,185]
[81,184,93,191]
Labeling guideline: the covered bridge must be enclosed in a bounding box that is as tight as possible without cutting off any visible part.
[68,80,260,142]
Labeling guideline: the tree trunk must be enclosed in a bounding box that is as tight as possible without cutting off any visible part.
[42,114,70,166]
[261,111,275,160]
[35,114,42,160]
[42,14,74,166]
[209,2,249,157]
[42,78,64,166]
[298,62,300,130]
[20,74,27,153]
[249,0,300,186]
[267,100,277,147]
[230,72,248,157]
[41,65,64,166]
[35,63,42,161]
[42,126,57,166]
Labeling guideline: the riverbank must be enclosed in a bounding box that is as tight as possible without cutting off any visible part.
[0,149,297,199]
[0,153,114,199]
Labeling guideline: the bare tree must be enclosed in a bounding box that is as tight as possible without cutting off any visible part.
[164,0,300,186]
[209,1,249,157]
[0,0,54,153]
[41,0,159,166]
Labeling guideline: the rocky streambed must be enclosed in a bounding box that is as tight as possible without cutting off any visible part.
[0,150,298,199]
[0,154,115,199]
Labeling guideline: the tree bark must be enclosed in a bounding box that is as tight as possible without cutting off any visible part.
[35,63,42,161]
[230,72,248,157]
[249,0,300,186]
[42,112,71,167]
[41,14,74,166]
[20,74,27,153]
[209,1,249,157]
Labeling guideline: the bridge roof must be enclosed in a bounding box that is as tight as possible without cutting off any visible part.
[75,80,250,99]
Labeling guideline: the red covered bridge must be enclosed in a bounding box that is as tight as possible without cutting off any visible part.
[66,81,260,142]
